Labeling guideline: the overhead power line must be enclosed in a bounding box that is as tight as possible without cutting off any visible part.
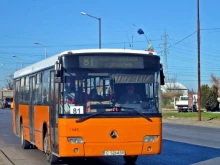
[157,31,197,54]
[201,28,220,31]
[168,38,220,54]
[0,39,161,49]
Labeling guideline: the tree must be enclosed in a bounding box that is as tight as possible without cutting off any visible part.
[201,84,209,108]
[4,76,13,90]
[161,76,185,108]
[210,73,220,96]
[163,76,184,95]
[205,85,219,111]
[188,88,197,94]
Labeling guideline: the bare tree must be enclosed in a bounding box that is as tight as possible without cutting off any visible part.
[188,88,197,94]
[163,76,184,96]
[161,75,185,108]
[210,73,220,88]
[210,73,220,96]
[5,78,13,90]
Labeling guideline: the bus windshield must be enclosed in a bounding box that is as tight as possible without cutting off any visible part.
[60,70,160,115]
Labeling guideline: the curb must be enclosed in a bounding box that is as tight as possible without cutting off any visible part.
[162,119,220,129]
[0,150,14,165]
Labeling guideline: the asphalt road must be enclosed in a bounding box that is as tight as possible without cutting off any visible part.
[0,109,220,165]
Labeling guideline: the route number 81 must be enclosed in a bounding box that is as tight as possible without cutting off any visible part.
[83,57,93,66]
[70,106,84,114]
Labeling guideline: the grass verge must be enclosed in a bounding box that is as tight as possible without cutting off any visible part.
[162,112,220,120]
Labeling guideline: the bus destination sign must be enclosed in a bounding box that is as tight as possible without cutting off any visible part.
[79,56,144,69]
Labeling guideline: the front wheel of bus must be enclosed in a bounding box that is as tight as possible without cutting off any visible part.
[20,123,30,149]
[44,132,59,164]
[123,156,138,164]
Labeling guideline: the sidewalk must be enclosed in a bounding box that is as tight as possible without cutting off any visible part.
[163,117,220,128]
[0,150,13,165]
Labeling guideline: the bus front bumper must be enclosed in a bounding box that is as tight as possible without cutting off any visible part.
[58,139,161,157]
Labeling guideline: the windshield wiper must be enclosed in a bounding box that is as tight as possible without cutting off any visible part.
[75,111,107,123]
[76,105,116,123]
[75,106,152,123]
[117,106,152,122]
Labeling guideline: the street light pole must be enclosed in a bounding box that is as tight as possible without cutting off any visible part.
[133,24,149,44]
[12,56,23,69]
[34,42,47,58]
[81,12,101,49]
[197,0,201,121]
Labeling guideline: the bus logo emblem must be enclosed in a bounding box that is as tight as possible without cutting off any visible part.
[110,130,118,139]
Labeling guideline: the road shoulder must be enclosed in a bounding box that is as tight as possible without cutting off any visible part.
[163,117,220,128]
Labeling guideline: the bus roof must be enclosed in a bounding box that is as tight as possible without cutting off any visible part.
[13,49,158,79]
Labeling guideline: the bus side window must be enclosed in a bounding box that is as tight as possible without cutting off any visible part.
[24,77,29,104]
[42,70,50,104]
[20,78,25,103]
[35,73,42,104]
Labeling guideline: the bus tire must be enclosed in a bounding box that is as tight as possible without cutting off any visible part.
[44,132,59,164]
[123,156,138,164]
[20,123,30,149]
[31,144,37,149]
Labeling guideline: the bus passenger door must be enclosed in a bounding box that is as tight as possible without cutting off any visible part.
[15,80,20,135]
[49,71,57,153]
[29,76,35,143]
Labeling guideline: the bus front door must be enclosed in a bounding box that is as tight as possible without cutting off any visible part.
[29,76,35,143]
[15,80,20,135]
[49,71,59,153]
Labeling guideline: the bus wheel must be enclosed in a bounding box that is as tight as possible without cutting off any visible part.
[31,144,37,149]
[123,156,138,164]
[44,132,59,164]
[20,123,30,149]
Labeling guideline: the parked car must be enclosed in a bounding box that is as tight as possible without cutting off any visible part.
[2,97,13,109]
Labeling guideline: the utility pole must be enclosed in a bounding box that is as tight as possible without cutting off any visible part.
[197,0,201,121]
[161,30,169,82]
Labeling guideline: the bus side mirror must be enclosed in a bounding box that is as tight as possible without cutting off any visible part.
[160,64,165,85]
[54,60,62,83]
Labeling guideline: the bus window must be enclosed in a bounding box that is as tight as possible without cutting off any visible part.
[60,73,113,114]
[60,76,76,114]
[114,73,159,113]
[20,77,24,103]
[24,77,29,104]
[35,73,42,104]
[42,70,50,104]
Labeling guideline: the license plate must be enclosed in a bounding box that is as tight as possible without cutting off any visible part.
[103,150,125,156]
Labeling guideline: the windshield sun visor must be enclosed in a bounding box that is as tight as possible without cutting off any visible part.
[114,74,154,84]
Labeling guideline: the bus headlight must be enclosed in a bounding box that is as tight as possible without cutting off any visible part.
[67,137,84,144]
[143,136,158,142]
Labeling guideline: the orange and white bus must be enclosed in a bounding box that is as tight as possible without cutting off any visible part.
[12,49,165,164]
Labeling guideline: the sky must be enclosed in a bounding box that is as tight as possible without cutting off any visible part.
[0,0,220,91]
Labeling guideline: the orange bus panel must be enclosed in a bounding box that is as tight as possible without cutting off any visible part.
[58,117,161,157]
